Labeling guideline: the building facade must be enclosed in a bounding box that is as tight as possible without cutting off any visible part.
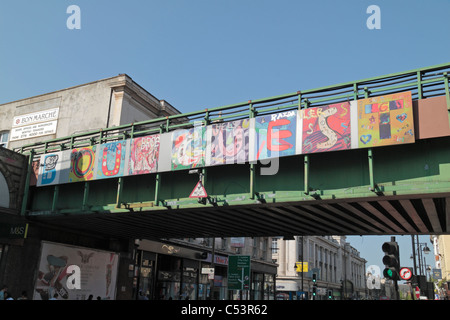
[273,235,367,300]
[432,235,450,299]
[133,237,276,300]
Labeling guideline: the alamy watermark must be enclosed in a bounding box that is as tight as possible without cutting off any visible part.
[66,265,81,289]
[65,5,381,31]
[366,264,382,289]
[174,120,280,177]
[366,5,381,30]
[66,5,81,30]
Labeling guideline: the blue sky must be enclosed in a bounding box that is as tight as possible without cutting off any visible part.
[1,0,449,109]
[0,1,447,276]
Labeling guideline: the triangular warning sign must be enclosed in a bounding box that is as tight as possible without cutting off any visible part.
[189,181,208,198]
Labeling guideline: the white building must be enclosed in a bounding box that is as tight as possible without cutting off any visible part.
[273,235,367,300]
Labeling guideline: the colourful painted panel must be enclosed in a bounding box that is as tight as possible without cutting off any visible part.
[358,91,414,148]
[210,119,250,165]
[69,146,96,182]
[254,110,297,160]
[302,102,351,154]
[171,126,205,170]
[129,135,160,175]
[96,141,127,179]
[38,152,63,186]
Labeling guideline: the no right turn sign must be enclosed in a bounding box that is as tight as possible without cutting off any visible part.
[399,267,412,280]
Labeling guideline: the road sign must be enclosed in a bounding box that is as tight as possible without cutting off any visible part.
[399,267,412,280]
[432,268,442,280]
[228,255,251,290]
[295,262,308,272]
[189,180,207,198]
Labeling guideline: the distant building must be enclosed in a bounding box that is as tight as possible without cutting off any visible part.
[432,235,450,299]
[273,235,367,300]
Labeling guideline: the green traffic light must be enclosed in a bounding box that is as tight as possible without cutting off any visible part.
[387,269,393,277]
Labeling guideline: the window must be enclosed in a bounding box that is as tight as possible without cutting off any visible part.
[0,131,9,148]
[271,238,279,254]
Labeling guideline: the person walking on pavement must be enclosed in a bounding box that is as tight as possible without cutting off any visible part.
[17,291,28,300]
[0,286,8,300]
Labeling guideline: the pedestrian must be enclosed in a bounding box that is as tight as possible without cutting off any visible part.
[17,291,28,300]
[138,290,148,300]
[4,292,14,300]
[49,293,58,300]
[87,294,94,300]
[96,296,101,300]
[0,285,8,300]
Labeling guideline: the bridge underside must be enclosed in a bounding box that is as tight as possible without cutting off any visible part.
[27,191,449,240]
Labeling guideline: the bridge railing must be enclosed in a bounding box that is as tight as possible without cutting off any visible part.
[16,62,450,157]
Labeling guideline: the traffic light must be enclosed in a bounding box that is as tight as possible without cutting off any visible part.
[382,241,400,280]
[327,290,332,300]
[311,273,317,300]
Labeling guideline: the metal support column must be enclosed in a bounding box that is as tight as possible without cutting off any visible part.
[20,149,35,216]
[249,101,256,200]
[154,122,168,206]
[443,72,450,127]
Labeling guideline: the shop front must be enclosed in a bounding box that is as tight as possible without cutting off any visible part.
[251,264,276,300]
[133,240,277,300]
[276,280,300,300]
[134,240,225,300]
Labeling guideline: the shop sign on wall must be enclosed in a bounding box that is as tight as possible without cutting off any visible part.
[10,108,59,141]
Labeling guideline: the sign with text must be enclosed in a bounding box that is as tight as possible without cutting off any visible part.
[11,108,59,141]
[0,223,28,239]
[33,241,119,300]
[228,255,251,290]
[295,261,308,272]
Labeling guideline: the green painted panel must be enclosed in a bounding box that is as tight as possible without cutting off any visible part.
[29,136,450,215]
[308,148,370,191]
[30,186,55,211]
[205,164,250,196]
[374,137,450,185]
[87,179,117,205]
[257,156,303,193]
[159,170,200,200]
[121,174,156,203]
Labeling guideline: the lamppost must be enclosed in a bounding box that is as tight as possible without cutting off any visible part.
[418,242,431,276]
[411,236,431,298]
[411,235,430,276]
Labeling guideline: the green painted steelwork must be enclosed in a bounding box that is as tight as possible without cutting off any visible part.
[16,63,450,228]
[16,62,450,157]
[444,72,450,126]
[25,136,450,217]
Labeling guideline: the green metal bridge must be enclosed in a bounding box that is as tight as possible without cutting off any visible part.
[17,63,450,240]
